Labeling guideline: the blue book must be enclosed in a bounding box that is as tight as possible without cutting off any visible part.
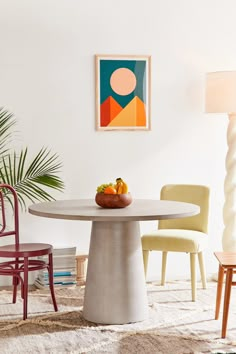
[45,280,77,286]
[44,271,75,278]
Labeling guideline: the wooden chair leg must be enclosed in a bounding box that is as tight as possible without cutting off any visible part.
[142,250,149,279]
[12,275,19,303]
[13,258,19,303]
[222,268,233,338]
[161,251,167,285]
[23,257,29,320]
[48,253,58,312]
[215,264,225,320]
[190,253,196,301]
[198,252,207,289]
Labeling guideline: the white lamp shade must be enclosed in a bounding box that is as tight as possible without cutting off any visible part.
[205,71,236,113]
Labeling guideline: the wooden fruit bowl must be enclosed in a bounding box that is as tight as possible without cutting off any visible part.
[95,192,132,208]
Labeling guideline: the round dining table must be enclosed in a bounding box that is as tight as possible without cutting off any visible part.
[28,198,200,325]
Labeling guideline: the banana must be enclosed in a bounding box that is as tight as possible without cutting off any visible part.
[115,178,123,194]
[116,178,128,194]
[122,181,128,194]
[117,182,123,194]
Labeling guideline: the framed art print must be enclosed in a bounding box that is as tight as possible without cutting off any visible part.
[95,54,151,131]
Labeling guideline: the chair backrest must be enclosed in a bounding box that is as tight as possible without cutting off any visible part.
[0,184,19,244]
[158,184,210,233]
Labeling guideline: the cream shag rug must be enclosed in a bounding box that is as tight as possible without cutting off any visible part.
[0,281,235,354]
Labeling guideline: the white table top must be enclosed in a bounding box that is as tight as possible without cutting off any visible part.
[28,199,200,222]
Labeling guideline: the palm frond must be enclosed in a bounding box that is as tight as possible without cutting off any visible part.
[0,108,16,156]
[0,109,65,210]
[0,148,64,210]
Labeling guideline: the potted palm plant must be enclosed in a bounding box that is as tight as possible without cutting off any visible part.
[0,107,64,209]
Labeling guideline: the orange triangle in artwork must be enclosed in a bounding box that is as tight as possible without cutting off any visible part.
[100,96,123,126]
[135,96,147,126]
[108,96,146,127]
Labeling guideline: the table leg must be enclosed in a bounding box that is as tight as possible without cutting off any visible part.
[222,268,233,338]
[215,264,224,320]
[83,220,148,324]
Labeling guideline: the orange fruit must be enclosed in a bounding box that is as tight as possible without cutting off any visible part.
[104,186,117,194]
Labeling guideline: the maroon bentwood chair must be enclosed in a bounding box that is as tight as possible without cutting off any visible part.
[0,183,58,319]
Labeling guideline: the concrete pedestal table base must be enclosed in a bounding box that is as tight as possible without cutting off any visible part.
[83,221,148,324]
[28,199,199,325]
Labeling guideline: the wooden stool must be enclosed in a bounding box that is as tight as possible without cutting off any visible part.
[214,252,236,338]
[76,255,88,285]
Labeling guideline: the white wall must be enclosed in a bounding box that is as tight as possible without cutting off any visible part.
[0,0,235,283]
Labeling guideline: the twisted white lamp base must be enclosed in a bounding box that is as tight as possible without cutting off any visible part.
[223,113,236,251]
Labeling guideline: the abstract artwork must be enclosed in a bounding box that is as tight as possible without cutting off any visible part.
[95,55,151,131]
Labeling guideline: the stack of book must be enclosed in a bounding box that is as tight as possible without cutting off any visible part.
[34,246,77,289]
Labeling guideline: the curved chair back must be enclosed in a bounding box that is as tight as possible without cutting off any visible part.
[158,184,210,233]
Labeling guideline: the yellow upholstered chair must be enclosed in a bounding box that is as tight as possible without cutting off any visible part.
[141,184,210,301]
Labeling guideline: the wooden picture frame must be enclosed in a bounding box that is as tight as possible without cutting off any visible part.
[95,54,151,131]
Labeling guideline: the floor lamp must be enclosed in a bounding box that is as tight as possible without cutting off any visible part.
[205,71,236,251]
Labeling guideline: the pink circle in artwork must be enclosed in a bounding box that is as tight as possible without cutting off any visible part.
[110,68,137,96]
